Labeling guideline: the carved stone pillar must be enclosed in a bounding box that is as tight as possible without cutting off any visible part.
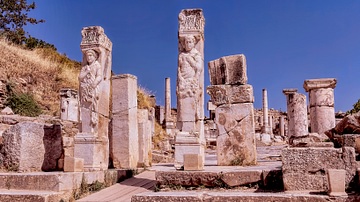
[303,78,337,134]
[74,26,112,171]
[60,88,79,122]
[283,89,308,139]
[207,54,256,166]
[174,9,205,169]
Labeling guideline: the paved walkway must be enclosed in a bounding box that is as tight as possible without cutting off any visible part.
[77,170,156,202]
[77,145,285,202]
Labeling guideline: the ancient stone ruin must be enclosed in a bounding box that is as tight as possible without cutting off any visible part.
[74,26,112,171]
[1,8,360,202]
[207,54,256,166]
[174,9,206,170]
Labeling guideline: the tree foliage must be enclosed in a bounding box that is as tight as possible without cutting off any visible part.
[347,99,360,114]
[0,0,45,44]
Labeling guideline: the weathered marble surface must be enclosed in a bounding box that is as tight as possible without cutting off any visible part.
[283,89,308,139]
[304,78,337,134]
[208,54,247,85]
[215,103,257,166]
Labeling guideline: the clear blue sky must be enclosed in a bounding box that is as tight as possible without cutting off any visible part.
[25,0,360,115]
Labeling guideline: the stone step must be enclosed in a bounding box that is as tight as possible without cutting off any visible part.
[0,169,120,192]
[0,189,66,202]
[131,190,360,202]
[153,161,283,189]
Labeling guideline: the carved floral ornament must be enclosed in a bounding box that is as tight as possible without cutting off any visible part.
[178,9,205,33]
[207,86,227,105]
[81,26,112,50]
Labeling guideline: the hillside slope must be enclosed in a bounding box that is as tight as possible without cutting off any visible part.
[0,39,81,116]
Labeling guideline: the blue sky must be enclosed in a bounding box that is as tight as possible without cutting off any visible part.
[25,1,360,115]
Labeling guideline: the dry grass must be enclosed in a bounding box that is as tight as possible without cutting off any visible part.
[137,86,155,109]
[0,39,80,116]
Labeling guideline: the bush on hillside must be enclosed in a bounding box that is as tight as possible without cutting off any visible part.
[6,91,42,117]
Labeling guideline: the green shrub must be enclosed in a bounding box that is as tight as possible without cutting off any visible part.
[6,92,42,117]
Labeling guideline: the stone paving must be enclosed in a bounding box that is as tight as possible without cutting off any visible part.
[76,145,285,202]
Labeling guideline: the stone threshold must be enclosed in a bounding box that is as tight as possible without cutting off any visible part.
[131,190,360,202]
[0,189,66,202]
[154,161,282,189]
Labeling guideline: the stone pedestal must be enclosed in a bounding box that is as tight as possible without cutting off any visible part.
[175,9,205,169]
[74,26,112,171]
[283,89,308,139]
[207,54,257,166]
[327,169,347,196]
[215,103,256,166]
[74,133,108,171]
[60,88,79,122]
[174,132,204,169]
[111,74,139,169]
[304,78,337,134]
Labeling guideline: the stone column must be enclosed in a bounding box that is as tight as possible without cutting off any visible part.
[303,78,337,134]
[283,89,308,138]
[164,77,174,134]
[269,115,273,131]
[138,109,151,167]
[279,116,285,137]
[262,89,272,134]
[207,54,257,166]
[165,77,171,121]
[174,9,205,169]
[111,74,139,169]
[60,88,79,122]
[74,26,112,171]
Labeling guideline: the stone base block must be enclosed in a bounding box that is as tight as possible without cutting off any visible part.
[327,169,347,197]
[64,156,84,172]
[184,154,203,171]
[215,103,257,166]
[282,147,357,191]
[174,143,204,170]
[74,133,109,171]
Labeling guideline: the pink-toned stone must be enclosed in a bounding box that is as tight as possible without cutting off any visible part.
[206,84,254,106]
[2,122,45,172]
[64,156,84,172]
[208,54,247,85]
[183,154,203,171]
[283,89,308,139]
[111,74,139,169]
[282,147,357,191]
[215,103,257,166]
[175,9,205,169]
[327,169,347,196]
[304,78,337,134]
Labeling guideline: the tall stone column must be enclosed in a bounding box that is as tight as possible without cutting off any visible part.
[74,26,112,171]
[262,89,272,134]
[283,89,308,139]
[60,88,79,122]
[303,78,337,134]
[165,77,171,121]
[279,116,285,137]
[164,77,174,134]
[111,74,139,169]
[174,9,205,169]
[207,54,256,166]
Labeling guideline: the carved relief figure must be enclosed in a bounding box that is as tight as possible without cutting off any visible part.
[177,35,202,98]
[79,49,102,130]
